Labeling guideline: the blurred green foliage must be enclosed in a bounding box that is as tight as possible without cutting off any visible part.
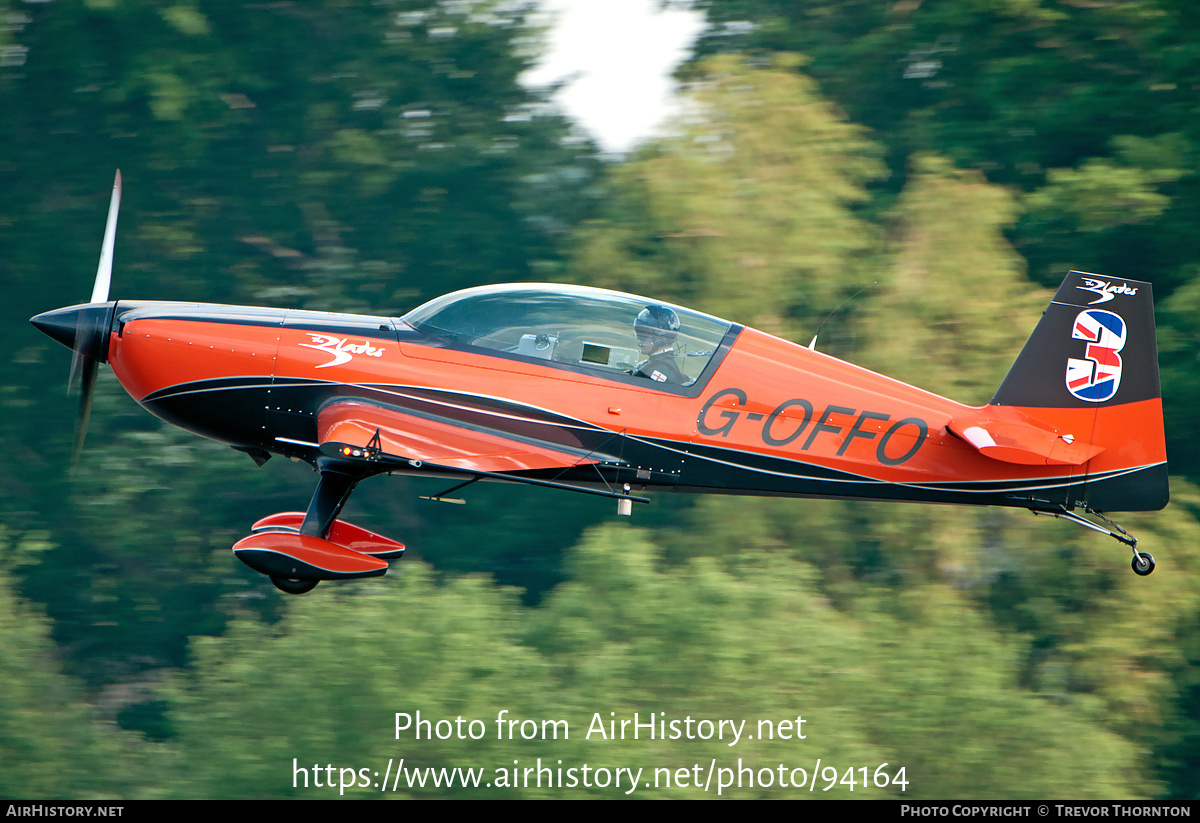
[2,0,1199,800]
[0,552,131,797]
[155,530,1148,798]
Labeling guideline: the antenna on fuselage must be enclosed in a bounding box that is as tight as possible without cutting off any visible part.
[807,282,876,352]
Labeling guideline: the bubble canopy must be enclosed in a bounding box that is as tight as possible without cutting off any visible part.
[400,283,738,390]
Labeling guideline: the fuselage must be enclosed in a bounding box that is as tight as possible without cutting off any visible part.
[85,288,1164,513]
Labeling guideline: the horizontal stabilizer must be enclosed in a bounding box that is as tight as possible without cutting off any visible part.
[947,416,1104,466]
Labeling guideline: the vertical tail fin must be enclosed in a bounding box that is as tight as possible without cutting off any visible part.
[990,271,1168,511]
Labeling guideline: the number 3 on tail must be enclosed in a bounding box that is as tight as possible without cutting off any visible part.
[1066,309,1126,403]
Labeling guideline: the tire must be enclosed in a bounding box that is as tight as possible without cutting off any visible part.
[271,576,319,594]
[1131,552,1156,577]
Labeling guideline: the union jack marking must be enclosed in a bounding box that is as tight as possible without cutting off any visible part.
[1066,309,1125,402]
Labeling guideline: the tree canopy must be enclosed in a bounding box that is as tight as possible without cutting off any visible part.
[3,0,1200,800]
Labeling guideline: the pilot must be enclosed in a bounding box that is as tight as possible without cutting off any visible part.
[634,305,685,385]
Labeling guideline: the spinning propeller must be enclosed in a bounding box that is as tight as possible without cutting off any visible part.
[30,170,122,469]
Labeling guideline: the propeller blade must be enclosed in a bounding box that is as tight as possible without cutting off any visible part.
[91,170,121,304]
[64,169,121,470]
[67,347,85,395]
[71,357,99,472]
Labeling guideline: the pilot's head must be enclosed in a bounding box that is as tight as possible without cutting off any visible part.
[634,305,680,354]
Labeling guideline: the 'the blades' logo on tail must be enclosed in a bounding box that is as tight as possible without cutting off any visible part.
[1066,309,1126,402]
[1076,277,1138,305]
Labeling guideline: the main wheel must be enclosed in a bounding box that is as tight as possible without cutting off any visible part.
[271,576,319,594]
[1131,552,1156,577]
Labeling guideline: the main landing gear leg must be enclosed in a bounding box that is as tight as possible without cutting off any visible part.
[267,464,362,595]
[1033,506,1154,576]
[300,465,361,539]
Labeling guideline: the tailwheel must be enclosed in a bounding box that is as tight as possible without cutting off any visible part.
[1131,552,1156,577]
[272,577,319,595]
[1033,506,1156,577]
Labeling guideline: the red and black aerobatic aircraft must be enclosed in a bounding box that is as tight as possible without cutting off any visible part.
[32,173,1169,593]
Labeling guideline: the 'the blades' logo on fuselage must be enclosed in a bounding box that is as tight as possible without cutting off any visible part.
[1066,309,1125,402]
[1077,277,1138,305]
[299,334,386,369]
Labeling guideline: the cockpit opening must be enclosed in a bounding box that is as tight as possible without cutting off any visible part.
[400,284,736,388]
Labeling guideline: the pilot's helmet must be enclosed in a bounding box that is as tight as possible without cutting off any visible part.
[634,305,680,346]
